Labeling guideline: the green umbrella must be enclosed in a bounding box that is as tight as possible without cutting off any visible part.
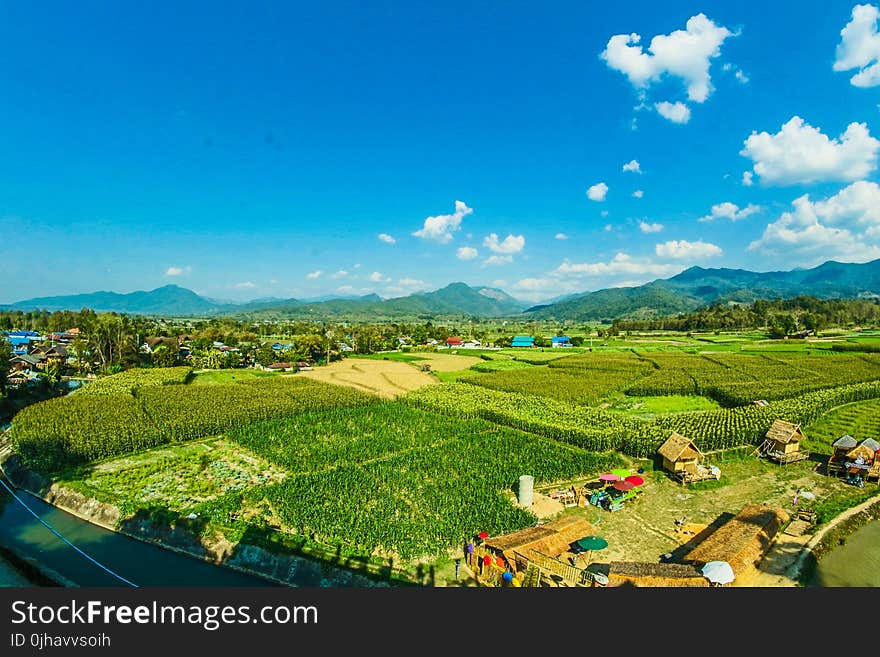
[576,536,608,551]
[573,535,608,566]
[611,469,631,478]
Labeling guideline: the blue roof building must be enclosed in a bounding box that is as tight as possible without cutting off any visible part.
[511,335,535,348]
[551,335,572,347]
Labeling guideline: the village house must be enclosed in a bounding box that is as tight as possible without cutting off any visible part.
[657,432,720,484]
[551,335,572,348]
[756,419,809,464]
[446,337,463,348]
[511,335,534,348]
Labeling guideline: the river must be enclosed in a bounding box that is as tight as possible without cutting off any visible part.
[807,518,880,587]
[0,483,278,587]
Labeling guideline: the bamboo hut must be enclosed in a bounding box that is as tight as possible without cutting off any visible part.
[658,433,703,476]
[756,419,808,464]
[483,516,594,571]
[657,433,718,483]
[827,435,858,477]
[682,504,789,579]
[845,438,880,483]
[607,561,708,587]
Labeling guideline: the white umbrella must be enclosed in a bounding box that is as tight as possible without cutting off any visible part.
[701,560,735,586]
[799,491,816,500]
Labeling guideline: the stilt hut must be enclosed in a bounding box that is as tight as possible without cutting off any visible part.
[658,433,707,482]
[827,435,858,477]
[845,438,880,483]
[757,419,808,464]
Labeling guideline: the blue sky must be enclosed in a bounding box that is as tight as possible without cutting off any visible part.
[3,1,880,303]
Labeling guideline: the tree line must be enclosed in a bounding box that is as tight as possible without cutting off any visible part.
[611,296,880,336]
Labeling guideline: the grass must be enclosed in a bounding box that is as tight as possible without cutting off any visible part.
[804,398,880,455]
[190,369,281,385]
[433,370,478,383]
[349,352,427,362]
[606,394,721,415]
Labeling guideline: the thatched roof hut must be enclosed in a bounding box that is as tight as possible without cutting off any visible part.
[682,504,789,577]
[484,516,594,563]
[765,420,805,455]
[846,438,879,464]
[607,561,708,588]
[832,434,857,454]
[657,433,704,475]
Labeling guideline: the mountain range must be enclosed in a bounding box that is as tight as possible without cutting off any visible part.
[4,259,880,321]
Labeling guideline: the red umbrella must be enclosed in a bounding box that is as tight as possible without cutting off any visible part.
[613,480,635,491]
[482,555,492,566]
[599,473,620,482]
[625,475,645,486]
[478,531,489,540]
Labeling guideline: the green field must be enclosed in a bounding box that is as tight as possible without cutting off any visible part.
[11,332,880,576]
[804,398,880,455]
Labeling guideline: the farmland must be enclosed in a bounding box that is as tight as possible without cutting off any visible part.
[7,332,880,583]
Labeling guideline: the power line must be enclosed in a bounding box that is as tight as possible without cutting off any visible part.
[0,478,138,588]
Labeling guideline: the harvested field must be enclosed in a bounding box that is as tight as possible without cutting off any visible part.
[414,353,484,371]
[294,358,437,397]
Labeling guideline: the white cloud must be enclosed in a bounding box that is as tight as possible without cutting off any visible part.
[655,101,691,124]
[377,233,396,244]
[306,270,322,279]
[165,265,191,276]
[330,270,348,279]
[353,263,361,269]
[698,202,761,222]
[735,69,749,84]
[742,171,754,186]
[369,271,391,283]
[233,281,256,289]
[483,255,513,266]
[397,277,426,287]
[601,211,610,218]
[639,221,664,233]
[622,159,642,173]
[483,233,525,254]
[740,116,880,185]
[412,200,473,243]
[385,278,430,295]
[601,13,735,103]
[457,246,479,260]
[587,182,609,201]
[834,4,880,87]
[633,190,644,198]
[748,181,880,265]
[604,223,612,231]
[511,252,685,301]
[655,239,723,260]
[555,233,569,240]
[557,252,683,277]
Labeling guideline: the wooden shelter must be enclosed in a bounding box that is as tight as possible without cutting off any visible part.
[682,504,789,579]
[755,419,809,464]
[607,561,708,588]
[827,435,858,477]
[658,433,703,476]
[845,438,880,483]
[484,515,593,564]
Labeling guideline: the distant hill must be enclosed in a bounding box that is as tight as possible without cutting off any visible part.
[6,282,526,319]
[525,259,880,321]
[9,259,880,321]
[6,285,224,315]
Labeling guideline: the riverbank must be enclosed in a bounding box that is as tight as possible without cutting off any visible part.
[0,453,394,588]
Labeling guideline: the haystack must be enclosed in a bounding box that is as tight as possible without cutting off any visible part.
[682,504,789,576]
[607,561,708,587]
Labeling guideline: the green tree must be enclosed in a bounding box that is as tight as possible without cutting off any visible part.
[151,345,178,368]
[0,336,12,394]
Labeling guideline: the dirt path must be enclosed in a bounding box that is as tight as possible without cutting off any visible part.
[745,491,880,587]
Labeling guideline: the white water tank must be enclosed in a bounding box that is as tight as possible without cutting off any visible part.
[518,475,534,507]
